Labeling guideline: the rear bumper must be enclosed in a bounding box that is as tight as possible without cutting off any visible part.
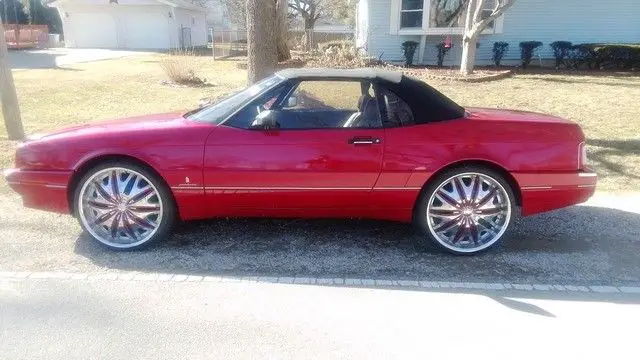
[3,168,73,214]
[514,169,597,216]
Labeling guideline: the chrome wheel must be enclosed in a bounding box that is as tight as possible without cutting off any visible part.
[426,172,512,253]
[78,167,164,249]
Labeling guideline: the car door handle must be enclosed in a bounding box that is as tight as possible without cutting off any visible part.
[348,137,381,145]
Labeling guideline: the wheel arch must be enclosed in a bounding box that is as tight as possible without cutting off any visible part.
[412,159,522,219]
[67,154,176,216]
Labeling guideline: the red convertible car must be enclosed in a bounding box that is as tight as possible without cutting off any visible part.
[4,68,597,254]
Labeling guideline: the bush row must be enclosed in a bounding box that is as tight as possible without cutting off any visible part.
[491,41,640,70]
[317,40,639,70]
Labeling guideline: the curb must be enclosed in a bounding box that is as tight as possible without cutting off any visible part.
[2,271,639,294]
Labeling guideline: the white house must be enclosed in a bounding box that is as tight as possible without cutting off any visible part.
[203,0,232,30]
[50,0,208,49]
[356,0,640,65]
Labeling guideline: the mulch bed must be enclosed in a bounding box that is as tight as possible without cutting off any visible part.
[392,66,514,83]
[235,55,515,83]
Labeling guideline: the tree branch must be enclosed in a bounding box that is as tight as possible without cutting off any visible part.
[464,0,476,32]
[470,0,515,36]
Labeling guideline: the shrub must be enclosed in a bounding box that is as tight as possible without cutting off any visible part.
[550,41,573,68]
[563,44,639,70]
[566,44,596,69]
[309,44,375,68]
[435,42,453,67]
[402,40,419,66]
[492,41,509,67]
[318,40,352,52]
[159,50,206,85]
[519,41,543,69]
[590,44,640,69]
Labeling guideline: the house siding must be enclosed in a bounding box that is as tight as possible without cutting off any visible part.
[174,7,208,47]
[55,0,207,50]
[362,0,640,66]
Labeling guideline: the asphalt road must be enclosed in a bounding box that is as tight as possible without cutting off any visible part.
[1,191,639,286]
[2,277,639,360]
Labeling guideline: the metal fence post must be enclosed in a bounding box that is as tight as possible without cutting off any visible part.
[214,28,216,61]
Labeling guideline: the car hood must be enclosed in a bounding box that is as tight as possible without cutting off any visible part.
[465,107,574,124]
[29,112,186,142]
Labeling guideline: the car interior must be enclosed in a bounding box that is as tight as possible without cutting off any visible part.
[248,80,384,130]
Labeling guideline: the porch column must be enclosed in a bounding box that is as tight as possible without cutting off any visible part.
[418,35,426,64]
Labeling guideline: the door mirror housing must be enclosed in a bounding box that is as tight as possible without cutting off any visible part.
[250,110,280,130]
[286,96,298,108]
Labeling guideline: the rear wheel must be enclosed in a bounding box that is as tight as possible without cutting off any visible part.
[74,161,175,250]
[414,166,515,255]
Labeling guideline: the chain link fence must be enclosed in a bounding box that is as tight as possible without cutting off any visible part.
[209,28,354,58]
[210,29,247,59]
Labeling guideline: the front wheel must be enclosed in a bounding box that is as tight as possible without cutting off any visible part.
[414,167,516,255]
[74,162,175,250]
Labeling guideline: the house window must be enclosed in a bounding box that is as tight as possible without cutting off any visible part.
[428,0,466,28]
[480,2,497,30]
[400,0,424,28]
[393,0,501,33]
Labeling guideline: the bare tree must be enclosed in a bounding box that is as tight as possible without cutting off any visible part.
[0,21,25,140]
[246,0,277,84]
[289,0,320,30]
[275,0,291,61]
[219,0,289,61]
[460,0,515,75]
[218,0,247,29]
[289,0,349,30]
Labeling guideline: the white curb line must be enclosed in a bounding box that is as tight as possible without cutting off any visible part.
[1,271,639,294]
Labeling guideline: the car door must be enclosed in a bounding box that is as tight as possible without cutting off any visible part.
[203,79,385,213]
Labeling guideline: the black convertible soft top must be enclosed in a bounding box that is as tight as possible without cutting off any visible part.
[276,68,466,124]
[377,75,466,123]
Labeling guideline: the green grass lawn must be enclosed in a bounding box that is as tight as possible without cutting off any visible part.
[1,54,639,192]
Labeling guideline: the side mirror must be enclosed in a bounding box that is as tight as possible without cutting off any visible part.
[250,110,280,130]
[286,96,298,108]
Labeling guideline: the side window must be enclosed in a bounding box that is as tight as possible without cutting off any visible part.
[278,80,382,129]
[284,81,360,111]
[225,85,288,129]
[380,88,414,127]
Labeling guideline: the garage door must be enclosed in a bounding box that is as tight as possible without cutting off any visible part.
[71,13,117,48]
[120,12,169,49]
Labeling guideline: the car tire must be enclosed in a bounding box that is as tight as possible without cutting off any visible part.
[414,166,516,255]
[74,161,175,251]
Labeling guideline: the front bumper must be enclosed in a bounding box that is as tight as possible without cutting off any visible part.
[514,169,597,216]
[3,168,74,214]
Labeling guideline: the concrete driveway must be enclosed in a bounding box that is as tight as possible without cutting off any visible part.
[8,48,150,70]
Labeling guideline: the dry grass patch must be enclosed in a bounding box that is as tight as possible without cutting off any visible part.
[159,51,208,86]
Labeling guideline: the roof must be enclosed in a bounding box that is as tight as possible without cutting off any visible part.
[275,68,403,84]
[48,0,206,12]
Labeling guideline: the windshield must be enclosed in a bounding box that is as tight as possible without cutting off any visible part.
[187,75,283,123]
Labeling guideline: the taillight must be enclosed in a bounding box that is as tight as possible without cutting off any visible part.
[578,142,587,169]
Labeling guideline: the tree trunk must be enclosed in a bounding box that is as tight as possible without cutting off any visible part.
[0,22,25,140]
[304,16,316,30]
[275,0,290,62]
[246,0,277,84]
[460,35,478,75]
